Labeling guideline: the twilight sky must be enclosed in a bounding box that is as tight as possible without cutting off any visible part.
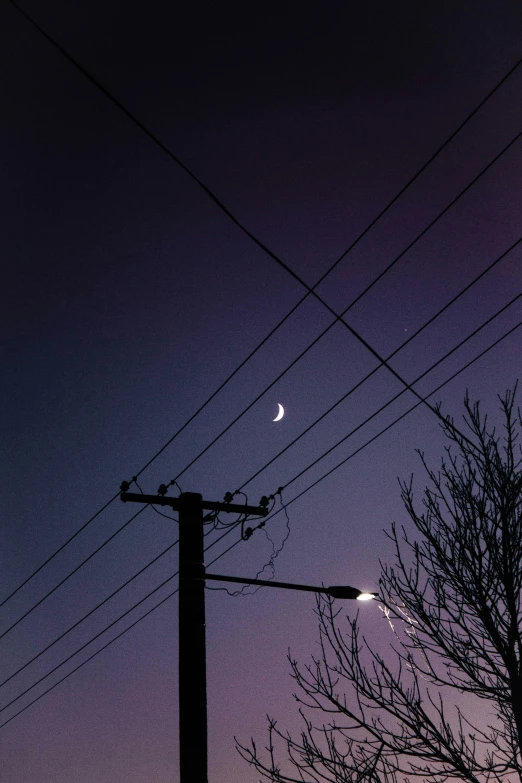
[2,2,522,781]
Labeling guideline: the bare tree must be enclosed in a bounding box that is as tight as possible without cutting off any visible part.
[237,388,522,783]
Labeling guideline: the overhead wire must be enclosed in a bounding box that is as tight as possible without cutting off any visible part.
[279,292,522,494]
[7,0,510,444]
[0,505,147,641]
[9,168,515,646]
[133,478,179,522]
[9,0,521,336]
[0,501,264,725]
[274,320,522,517]
[0,492,266,704]
[4,70,520,704]
[206,491,291,595]
[0,491,256,693]
[0,535,180,692]
[4,0,520,738]
[167,190,522,488]
[176,290,522,551]
[1,313,519,731]
[3,171,518,655]
[0,497,254,701]
[236,236,522,490]
[2,131,517,644]
[9,269,512,710]
[191,316,522,563]
[2,35,518,744]
[0,496,119,611]
[4,0,521,609]
[0,569,182,725]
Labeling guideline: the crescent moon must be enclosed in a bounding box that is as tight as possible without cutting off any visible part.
[273,403,285,422]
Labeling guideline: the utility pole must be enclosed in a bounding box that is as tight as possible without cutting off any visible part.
[120,488,268,783]
[178,493,206,783]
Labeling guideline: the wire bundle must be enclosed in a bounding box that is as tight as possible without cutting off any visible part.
[3,0,522,731]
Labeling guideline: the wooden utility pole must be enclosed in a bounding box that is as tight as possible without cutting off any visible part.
[120,489,268,783]
[178,493,206,783]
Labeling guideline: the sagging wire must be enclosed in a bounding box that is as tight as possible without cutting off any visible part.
[158,480,218,531]
[160,472,189,497]
[211,490,252,531]
[203,510,219,530]
[206,489,291,597]
[130,478,179,523]
[230,489,276,541]
[256,488,291,577]
[2,324,519,728]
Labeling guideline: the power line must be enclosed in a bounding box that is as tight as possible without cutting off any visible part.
[4,0,521,608]
[2,127,516,641]
[164,132,520,487]
[0,496,261,694]
[279,321,522,513]
[19,1,508,450]
[3,147,517,685]
[8,0,521,308]
[15,311,522,661]
[0,510,248,725]
[20,138,515,636]
[135,98,522,486]
[165,133,520,490]
[3,197,516,649]
[202,318,522,560]
[6,277,515,714]
[0,570,181,726]
[193,293,522,548]
[0,495,118,611]
[4,0,519,735]
[1,316,518,731]
[246,163,521,458]
[0,496,245,698]
[0,506,147,640]
[237,236,522,490]
[281,291,522,494]
[0,537,180,692]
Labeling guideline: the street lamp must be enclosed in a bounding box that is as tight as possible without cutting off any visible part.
[191,577,376,783]
[120,489,377,783]
[205,572,378,601]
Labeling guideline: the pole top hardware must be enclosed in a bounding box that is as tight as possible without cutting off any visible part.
[120,491,269,517]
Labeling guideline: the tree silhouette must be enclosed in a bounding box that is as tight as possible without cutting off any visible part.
[238,387,522,783]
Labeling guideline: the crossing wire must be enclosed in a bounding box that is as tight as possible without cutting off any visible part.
[4,232,519,649]
[2,150,517,663]
[0,307,519,729]
[237,236,522,490]
[169,290,522,553]
[279,293,522,494]
[196,317,522,565]
[7,137,517,632]
[4,0,521,609]
[8,0,519,452]
[166,160,521,489]
[273,322,522,520]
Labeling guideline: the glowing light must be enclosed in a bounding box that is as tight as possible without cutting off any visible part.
[356,592,376,601]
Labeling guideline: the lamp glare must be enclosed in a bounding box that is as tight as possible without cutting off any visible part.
[356,592,376,601]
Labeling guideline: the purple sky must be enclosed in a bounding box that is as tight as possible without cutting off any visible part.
[2,2,522,781]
